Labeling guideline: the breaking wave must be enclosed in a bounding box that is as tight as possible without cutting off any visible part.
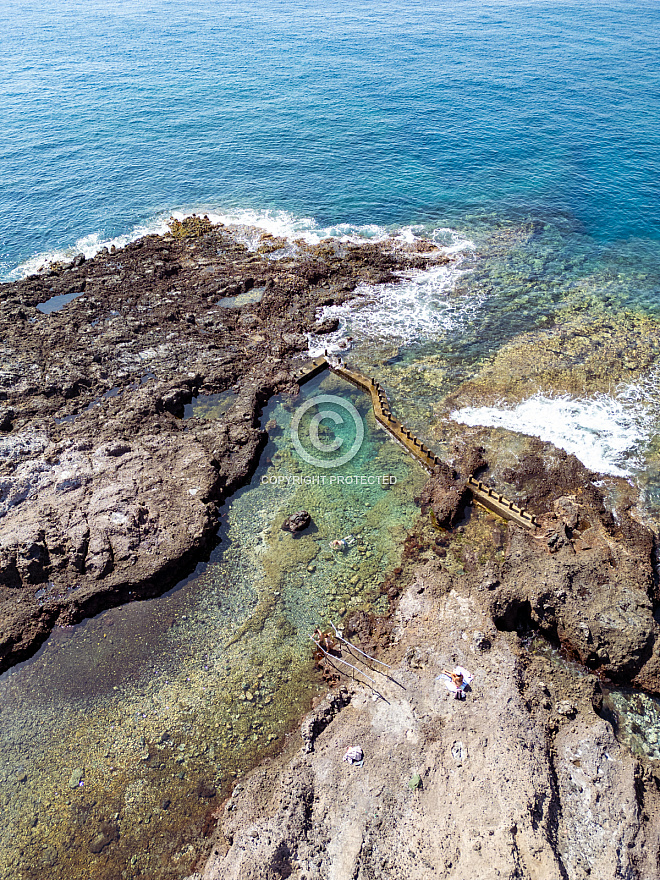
[4,207,469,281]
[451,376,660,477]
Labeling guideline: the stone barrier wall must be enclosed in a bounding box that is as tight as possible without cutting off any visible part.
[294,356,537,530]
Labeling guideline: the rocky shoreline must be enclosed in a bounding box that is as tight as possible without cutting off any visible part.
[189,448,660,880]
[0,217,446,673]
[3,219,660,879]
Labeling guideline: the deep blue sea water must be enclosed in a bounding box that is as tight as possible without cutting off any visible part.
[1,0,658,278]
[1,4,660,876]
[1,0,660,485]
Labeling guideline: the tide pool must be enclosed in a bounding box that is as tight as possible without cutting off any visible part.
[2,0,660,873]
[0,370,427,880]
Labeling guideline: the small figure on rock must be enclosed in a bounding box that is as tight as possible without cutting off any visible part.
[281,510,311,534]
[437,666,474,700]
[313,627,340,655]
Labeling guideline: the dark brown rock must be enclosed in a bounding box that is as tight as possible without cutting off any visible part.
[452,442,487,476]
[195,780,217,800]
[88,821,118,854]
[0,220,445,673]
[417,465,469,529]
[482,449,660,691]
[281,511,312,534]
[0,408,14,432]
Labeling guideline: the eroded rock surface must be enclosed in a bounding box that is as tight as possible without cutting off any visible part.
[0,218,448,671]
[487,443,660,691]
[416,461,469,529]
[194,567,660,880]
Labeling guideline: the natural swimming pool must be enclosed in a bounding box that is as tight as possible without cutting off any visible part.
[0,369,427,880]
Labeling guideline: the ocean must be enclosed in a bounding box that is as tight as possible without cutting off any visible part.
[1,1,659,876]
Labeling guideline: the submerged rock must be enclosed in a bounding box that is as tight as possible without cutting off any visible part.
[67,768,84,789]
[445,311,660,407]
[281,510,312,534]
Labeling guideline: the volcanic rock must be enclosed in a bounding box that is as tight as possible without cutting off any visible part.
[0,219,447,672]
[88,822,118,854]
[190,446,660,880]
[195,556,660,880]
[281,511,312,534]
[417,462,469,528]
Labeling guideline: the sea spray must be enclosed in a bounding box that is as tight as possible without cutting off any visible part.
[5,208,466,282]
[451,371,660,478]
[308,257,477,354]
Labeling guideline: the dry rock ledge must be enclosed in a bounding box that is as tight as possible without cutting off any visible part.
[191,448,660,880]
[0,217,445,672]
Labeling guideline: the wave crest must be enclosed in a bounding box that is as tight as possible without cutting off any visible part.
[5,207,470,281]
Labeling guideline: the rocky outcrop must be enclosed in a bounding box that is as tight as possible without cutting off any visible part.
[193,564,660,880]
[416,462,469,528]
[482,447,660,691]
[281,511,312,535]
[189,446,660,880]
[0,219,449,672]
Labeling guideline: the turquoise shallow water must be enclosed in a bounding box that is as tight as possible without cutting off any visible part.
[0,372,427,879]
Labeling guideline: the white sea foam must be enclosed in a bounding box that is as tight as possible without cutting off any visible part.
[451,377,660,477]
[219,216,479,351]
[201,211,478,350]
[4,219,175,281]
[7,207,478,353]
[208,209,390,249]
[308,255,477,354]
[5,207,400,281]
[3,206,474,281]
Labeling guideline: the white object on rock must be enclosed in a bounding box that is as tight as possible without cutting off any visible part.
[343,746,364,765]
[436,666,474,694]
